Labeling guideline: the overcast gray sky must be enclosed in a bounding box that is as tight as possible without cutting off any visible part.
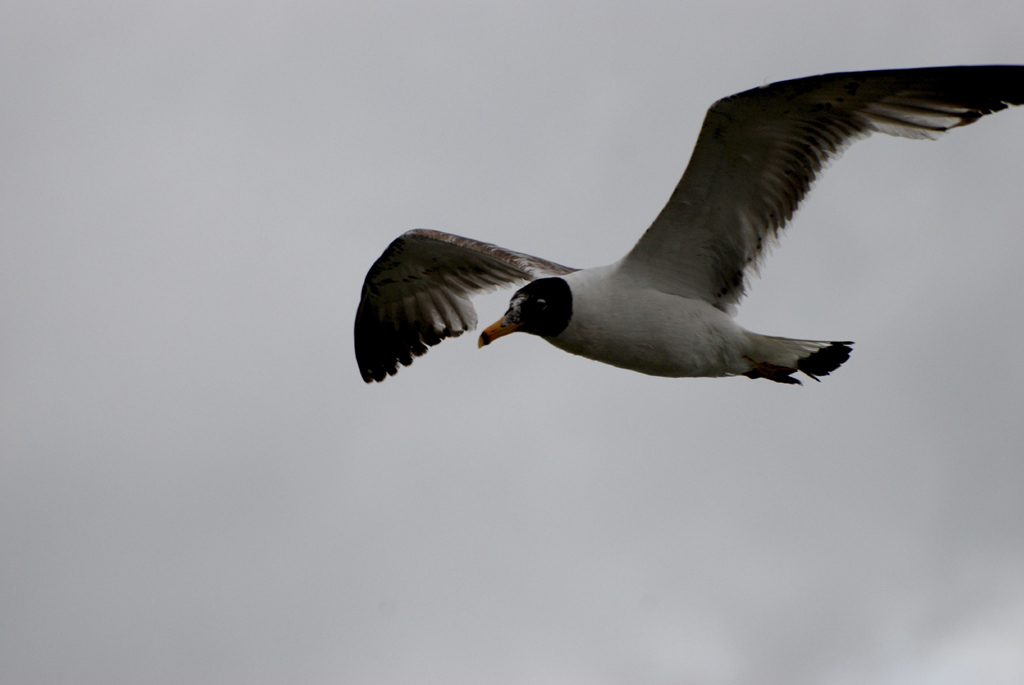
[2,2,1023,684]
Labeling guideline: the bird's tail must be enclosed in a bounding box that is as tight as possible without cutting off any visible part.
[741,335,853,385]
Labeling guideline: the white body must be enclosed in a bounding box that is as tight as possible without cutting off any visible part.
[549,264,749,377]
[550,263,831,378]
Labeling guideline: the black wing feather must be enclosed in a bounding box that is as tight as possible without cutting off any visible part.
[355,229,576,382]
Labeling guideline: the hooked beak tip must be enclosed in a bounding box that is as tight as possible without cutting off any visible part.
[479,317,522,348]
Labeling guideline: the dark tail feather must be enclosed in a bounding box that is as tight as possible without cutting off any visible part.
[797,341,854,381]
[743,339,854,385]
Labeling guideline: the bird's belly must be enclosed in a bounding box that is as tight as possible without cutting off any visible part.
[547,293,751,378]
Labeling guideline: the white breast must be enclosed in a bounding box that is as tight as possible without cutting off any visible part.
[547,263,754,378]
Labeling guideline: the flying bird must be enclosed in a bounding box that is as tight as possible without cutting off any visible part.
[355,66,1023,384]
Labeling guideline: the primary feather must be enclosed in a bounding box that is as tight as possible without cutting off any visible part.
[355,229,575,382]
[621,66,1024,312]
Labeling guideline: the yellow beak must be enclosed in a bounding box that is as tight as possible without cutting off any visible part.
[478,318,523,347]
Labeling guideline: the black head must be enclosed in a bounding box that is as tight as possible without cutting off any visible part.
[478,277,572,347]
[505,277,573,336]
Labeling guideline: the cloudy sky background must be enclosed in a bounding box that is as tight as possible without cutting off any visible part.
[3,2,1023,684]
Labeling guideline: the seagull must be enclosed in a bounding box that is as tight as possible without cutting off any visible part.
[355,66,1023,384]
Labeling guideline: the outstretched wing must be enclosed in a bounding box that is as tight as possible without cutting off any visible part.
[620,65,1024,311]
[355,229,577,382]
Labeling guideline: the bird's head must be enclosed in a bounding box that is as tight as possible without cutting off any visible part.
[478,277,572,347]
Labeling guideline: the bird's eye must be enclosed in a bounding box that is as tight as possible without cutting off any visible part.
[536,298,546,306]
